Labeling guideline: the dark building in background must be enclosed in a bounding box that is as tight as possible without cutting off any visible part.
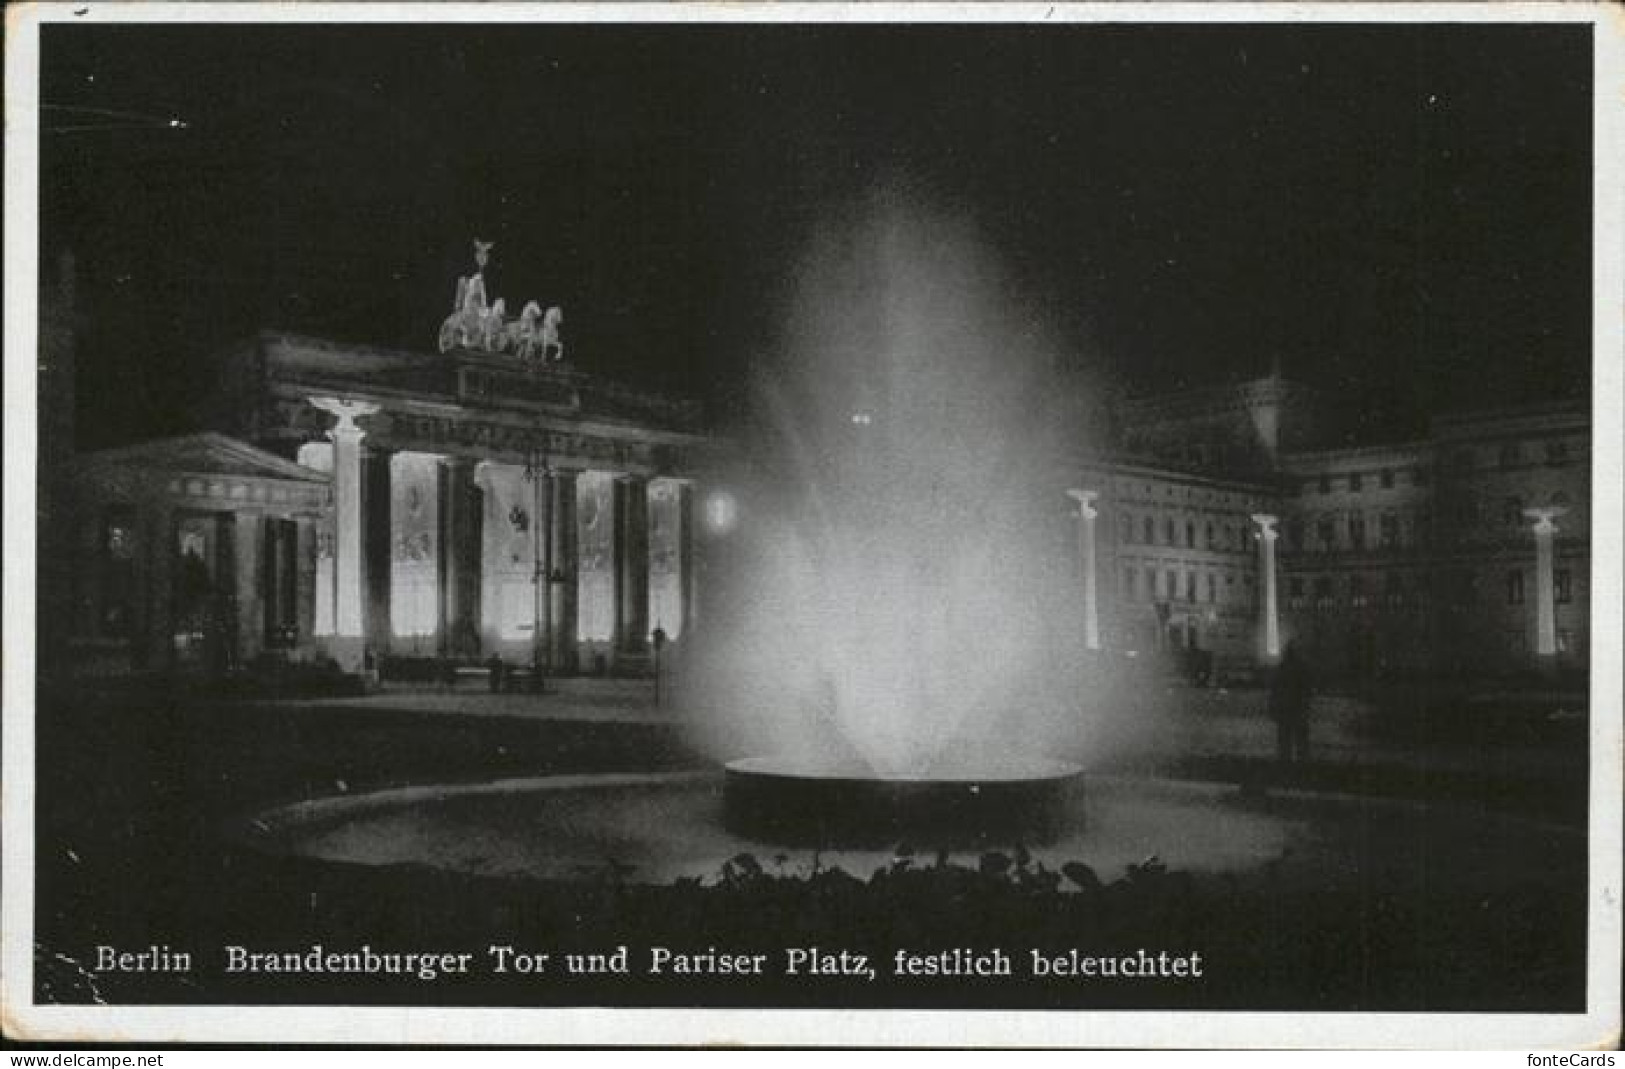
[1071,374,1590,682]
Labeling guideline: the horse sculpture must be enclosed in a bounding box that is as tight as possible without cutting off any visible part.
[436,242,566,363]
[480,298,507,352]
[505,301,544,360]
[539,305,564,363]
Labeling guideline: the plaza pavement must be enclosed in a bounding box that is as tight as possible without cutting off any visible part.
[262,675,1588,789]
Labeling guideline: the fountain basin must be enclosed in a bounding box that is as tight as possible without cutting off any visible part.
[723,755,1084,847]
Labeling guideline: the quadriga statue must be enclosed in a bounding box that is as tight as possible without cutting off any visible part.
[435,241,565,362]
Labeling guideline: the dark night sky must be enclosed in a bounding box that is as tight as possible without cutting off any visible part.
[40,21,1593,450]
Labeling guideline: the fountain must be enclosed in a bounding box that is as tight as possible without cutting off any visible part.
[686,193,1096,847]
[722,756,1082,847]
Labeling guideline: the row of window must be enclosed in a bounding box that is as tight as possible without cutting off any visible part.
[1286,512,1413,553]
[1282,490,1574,553]
[1120,564,1253,605]
[1284,569,1574,606]
[1114,480,1251,509]
[1302,466,1413,496]
[1474,439,1572,472]
[1117,491,1575,558]
[1118,513,1254,553]
[1298,439,1574,497]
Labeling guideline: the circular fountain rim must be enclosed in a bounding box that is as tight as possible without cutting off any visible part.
[724,754,1083,785]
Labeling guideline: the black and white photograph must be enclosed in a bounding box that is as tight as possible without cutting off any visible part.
[3,1,1621,1049]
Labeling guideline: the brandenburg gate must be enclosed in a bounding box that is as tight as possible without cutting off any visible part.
[215,248,718,674]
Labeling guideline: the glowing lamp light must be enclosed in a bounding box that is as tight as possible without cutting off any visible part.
[704,490,739,535]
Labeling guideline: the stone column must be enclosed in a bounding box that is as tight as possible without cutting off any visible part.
[1251,513,1281,661]
[678,481,697,635]
[441,457,482,659]
[574,471,619,666]
[1524,507,1567,658]
[550,470,580,672]
[1067,489,1101,651]
[297,442,336,638]
[363,449,393,657]
[523,462,551,676]
[309,398,379,669]
[617,476,651,652]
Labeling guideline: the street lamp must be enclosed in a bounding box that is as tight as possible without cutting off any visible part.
[522,446,554,693]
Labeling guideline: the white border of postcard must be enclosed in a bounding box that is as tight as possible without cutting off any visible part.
[4,0,1621,1049]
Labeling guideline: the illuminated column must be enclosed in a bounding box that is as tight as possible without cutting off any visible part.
[1524,507,1567,658]
[389,452,442,651]
[648,478,692,642]
[309,398,379,665]
[473,462,501,650]
[617,475,651,652]
[1251,513,1281,661]
[550,470,580,671]
[1067,489,1101,651]
[575,471,618,655]
[678,481,697,635]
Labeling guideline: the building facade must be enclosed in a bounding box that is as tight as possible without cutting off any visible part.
[203,329,720,676]
[1070,377,1590,683]
[61,434,332,677]
[53,248,724,680]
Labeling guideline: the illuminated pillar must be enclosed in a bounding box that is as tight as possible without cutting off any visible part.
[1251,513,1281,661]
[678,481,697,635]
[309,397,379,667]
[1524,507,1567,658]
[617,475,651,652]
[389,451,442,650]
[575,471,617,655]
[473,462,500,650]
[550,470,579,672]
[1067,489,1101,651]
[648,478,693,642]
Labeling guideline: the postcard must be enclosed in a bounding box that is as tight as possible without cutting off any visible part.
[4,1,1620,1048]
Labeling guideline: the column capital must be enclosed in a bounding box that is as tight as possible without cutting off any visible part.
[310,397,381,439]
[1251,513,1280,541]
[1067,489,1099,519]
[1523,507,1567,535]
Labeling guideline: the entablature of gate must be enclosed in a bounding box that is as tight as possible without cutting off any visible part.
[271,391,708,479]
